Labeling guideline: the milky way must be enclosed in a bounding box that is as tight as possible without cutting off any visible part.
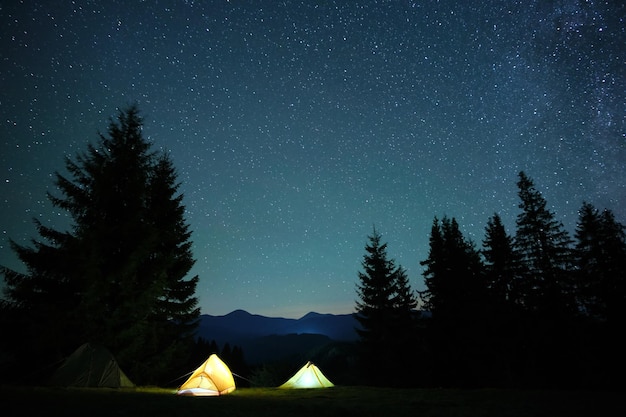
[1,0,624,318]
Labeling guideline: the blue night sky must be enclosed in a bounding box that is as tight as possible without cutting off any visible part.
[1,1,624,318]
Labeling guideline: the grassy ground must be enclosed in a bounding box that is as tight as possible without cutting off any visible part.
[0,385,622,417]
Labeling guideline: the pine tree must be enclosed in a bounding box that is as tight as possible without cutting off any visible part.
[354,227,416,385]
[121,152,200,383]
[392,265,418,316]
[482,213,524,309]
[574,202,626,389]
[355,228,397,348]
[481,213,527,386]
[392,264,421,385]
[419,217,445,314]
[420,216,485,320]
[1,105,199,384]
[419,216,487,387]
[575,202,626,326]
[513,172,580,387]
[514,171,575,318]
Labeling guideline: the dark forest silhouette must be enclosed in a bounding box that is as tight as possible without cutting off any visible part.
[1,106,625,389]
[354,171,626,389]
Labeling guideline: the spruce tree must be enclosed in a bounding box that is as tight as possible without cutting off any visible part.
[121,152,200,383]
[392,266,418,316]
[574,202,626,389]
[355,228,397,350]
[482,213,523,309]
[419,217,445,315]
[420,216,485,321]
[481,213,526,385]
[1,105,199,384]
[514,171,575,318]
[419,216,487,387]
[513,172,579,387]
[575,202,626,326]
[355,227,416,385]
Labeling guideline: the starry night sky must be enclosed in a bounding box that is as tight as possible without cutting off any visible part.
[1,0,625,318]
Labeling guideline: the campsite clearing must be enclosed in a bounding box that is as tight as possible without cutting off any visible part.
[0,385,621,417]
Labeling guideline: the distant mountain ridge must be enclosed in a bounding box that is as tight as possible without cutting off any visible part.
[197,309,361,343]
[196,310,361,364]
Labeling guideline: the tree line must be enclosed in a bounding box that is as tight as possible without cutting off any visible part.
[1,105,624,389]
[354,171,626,389]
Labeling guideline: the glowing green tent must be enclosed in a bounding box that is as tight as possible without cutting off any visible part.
[279,361,334,389]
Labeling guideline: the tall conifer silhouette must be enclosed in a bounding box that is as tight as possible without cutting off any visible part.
[1,105,199,384]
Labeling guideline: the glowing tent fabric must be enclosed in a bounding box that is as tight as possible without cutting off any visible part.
[177,354,236,396]
[279,361,334,389]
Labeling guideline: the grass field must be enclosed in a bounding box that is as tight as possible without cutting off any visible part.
[0,385,622,417]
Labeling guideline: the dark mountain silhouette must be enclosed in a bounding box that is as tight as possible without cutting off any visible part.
[196,310,361,364]
[197,310,361,343]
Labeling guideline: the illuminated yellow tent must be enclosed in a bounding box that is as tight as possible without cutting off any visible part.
[177,354,236,396]
[279,361,334,389]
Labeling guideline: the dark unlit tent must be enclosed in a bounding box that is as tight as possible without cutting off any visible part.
[49,343,134,388]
